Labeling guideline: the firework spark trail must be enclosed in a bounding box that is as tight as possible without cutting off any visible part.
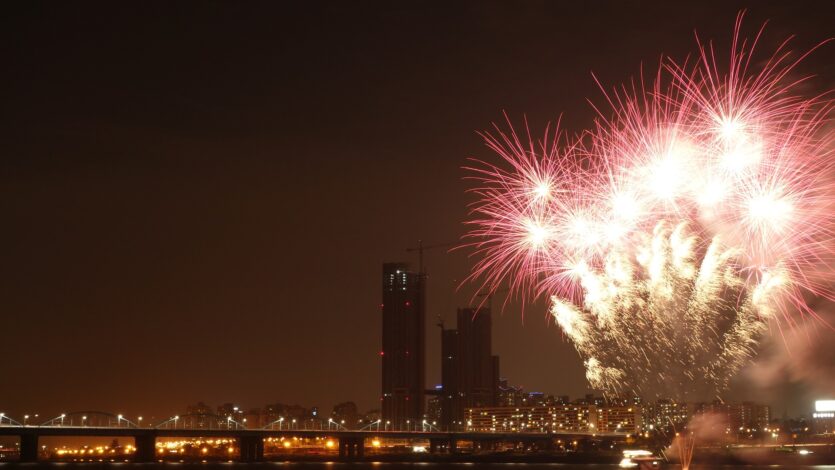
[464,14,834,398]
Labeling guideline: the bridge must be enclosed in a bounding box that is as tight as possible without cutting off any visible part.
[0,411,626,462]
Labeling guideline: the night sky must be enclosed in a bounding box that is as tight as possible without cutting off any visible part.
[2,1,834,423]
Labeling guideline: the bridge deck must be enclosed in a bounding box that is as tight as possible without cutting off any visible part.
[0,425,620,440]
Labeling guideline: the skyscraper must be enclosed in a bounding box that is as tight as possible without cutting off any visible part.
[457,307,497,409]
[381,262,425,427]
[441,307,499,428]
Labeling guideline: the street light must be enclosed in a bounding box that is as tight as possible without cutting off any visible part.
[82,416,87,427]
[359,419,381,431]
[279,417,284,430]
[24,415,29,426]
[138,416,143,427]
[60,414,66,426]
[173,415,179,429]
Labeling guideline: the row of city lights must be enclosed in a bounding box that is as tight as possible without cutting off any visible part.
[46,437,395,458]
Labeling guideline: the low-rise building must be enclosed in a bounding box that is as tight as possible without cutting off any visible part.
[466,405,594,432]
[644,399,691,428]
[813,400,835,434]
[593,405,642,433]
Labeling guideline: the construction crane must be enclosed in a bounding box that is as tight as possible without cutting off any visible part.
[405,239,455,274]
[406,240,455,337]
[476,287,510,311]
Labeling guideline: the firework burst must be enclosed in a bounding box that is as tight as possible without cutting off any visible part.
[464,14,834,398]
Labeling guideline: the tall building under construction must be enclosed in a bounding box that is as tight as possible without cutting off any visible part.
[441,307,500,428]
[380,262,425,426]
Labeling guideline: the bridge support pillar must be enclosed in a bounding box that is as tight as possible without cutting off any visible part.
[19,433,38,462]
[474,439,494,452]
[338,437,363,460]
[239,435,264,462]
[133,433,156,462]
[429,438,455,454]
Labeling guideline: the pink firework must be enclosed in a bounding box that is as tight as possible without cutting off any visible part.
[464,14,834,397]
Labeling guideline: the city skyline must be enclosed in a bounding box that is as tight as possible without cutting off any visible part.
[0,394,787,430]
[2,0,835,425]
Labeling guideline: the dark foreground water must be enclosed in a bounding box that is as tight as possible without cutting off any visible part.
[2,464,835,469]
